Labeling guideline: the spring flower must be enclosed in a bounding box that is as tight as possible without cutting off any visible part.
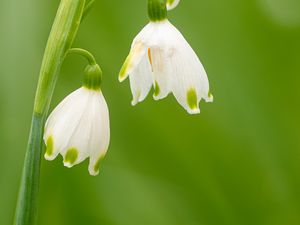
[44,63,110,176]
[119,0,213,114]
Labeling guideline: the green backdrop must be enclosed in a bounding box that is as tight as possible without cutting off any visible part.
[1,0,300,224]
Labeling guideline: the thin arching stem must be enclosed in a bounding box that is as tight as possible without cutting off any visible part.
[68,48,97,65]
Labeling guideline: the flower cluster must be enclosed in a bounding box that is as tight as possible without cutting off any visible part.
[44,0,212,175]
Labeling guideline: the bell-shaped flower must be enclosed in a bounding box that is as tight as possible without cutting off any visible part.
[119,0,213,114]
[44,64,110,176]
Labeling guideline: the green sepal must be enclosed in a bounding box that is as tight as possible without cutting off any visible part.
[148,0,168,22]
[83,64,102,91]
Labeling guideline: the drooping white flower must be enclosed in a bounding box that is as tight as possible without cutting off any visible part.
[44,64,110,176]
[119,0,213,114]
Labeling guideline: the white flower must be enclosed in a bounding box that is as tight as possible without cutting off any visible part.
[44,87,110,176]
[119,19,213,114]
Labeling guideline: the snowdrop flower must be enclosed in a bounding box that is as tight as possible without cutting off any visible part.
[44,63,110,176]
[119,0,213,114]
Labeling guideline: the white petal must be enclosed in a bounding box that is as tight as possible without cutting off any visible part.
[149,47,172,100]
[129,53,153,106]
[138,21,179,100]
[166,0,180,11]
[119,22,159,83]
[119,41,147,82]
[88,92,110,176]
[44,88,90,160]
[153,21,212,114]
[170,44,208,114]
[61,90,96,167]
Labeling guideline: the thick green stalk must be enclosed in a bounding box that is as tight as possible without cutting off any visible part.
[14,113,45,225]
[14,0,85,224]
[34,0,86,115]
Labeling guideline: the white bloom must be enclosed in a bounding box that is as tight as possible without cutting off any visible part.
[119,19,213,114]
[44,87,110,176]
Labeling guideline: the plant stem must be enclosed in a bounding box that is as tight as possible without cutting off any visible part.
[14,0,86,224]
[68,48,98,65]
[34,0,86,115]
[82,0,96,21]
[14,113,45,225]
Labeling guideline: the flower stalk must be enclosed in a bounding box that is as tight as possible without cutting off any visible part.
[14,0,86,224]
[68,48,103,90]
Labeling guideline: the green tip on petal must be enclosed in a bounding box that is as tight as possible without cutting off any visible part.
[167,0,175,5]
[119,58,130,82]
[187,88,198,110]
[166,0,180,10]
[131,90,141,106]
[45,136,54,158]
[64,148,78,167]
[93,155,105,174]
[154,81,161,97]
[208,91,214,100]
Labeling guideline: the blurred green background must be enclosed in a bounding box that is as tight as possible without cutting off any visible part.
[1,0,300,224]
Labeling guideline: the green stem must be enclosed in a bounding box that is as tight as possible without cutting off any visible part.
[82,0,96,21]
[14,113,45,225]
[68,48,103,91]
[68,48,97,65]
[34,0,86,115]
[14,0,86,224]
